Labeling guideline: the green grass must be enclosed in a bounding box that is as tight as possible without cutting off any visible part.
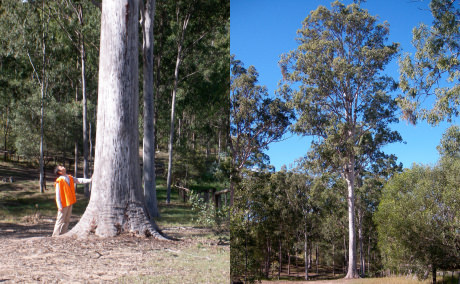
[0,162,197,228]
[0,182,90,222]
[119,241,229,283]
[154,177,199,227]
[345,277,430,284]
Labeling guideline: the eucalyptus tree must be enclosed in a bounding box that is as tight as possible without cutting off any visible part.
[399,0,459,124]
[230,57,292,206]
[279,1,399,277]
[67,0,164,238]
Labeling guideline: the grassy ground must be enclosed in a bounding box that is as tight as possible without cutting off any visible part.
[0,161,199,226]
[0,160,229,283]
[262,275,459,284]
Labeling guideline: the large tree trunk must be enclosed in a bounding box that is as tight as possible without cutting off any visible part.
[344,160,359,278]
[141,0,159,218]
[67,0,164,239]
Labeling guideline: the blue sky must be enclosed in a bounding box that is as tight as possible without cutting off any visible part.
[231,0,458,171]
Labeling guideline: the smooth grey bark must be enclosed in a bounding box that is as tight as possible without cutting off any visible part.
[141,0,159,218]
[67,0,164,239]
[345,158,359,278]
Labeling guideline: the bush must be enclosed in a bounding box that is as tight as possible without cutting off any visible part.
[189,191,229,231]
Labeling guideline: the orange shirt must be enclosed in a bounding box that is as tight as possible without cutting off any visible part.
[55,175,76,208]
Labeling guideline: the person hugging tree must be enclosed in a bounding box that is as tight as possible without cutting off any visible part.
[52,165,92,237]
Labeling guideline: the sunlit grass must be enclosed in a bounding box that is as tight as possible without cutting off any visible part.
[346,277,430,284]
[118,242,229,283]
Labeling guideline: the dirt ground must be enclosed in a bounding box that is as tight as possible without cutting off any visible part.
[0,218,230,283]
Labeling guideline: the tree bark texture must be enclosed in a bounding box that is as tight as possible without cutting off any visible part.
[67,0,164,239]
[141,0,159,218]
[345,159,359,278]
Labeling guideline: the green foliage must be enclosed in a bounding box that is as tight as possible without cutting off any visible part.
[437,124,460,158]
[189,191,229,231]
[280,1,401,172]
[230,57,293,173]
[398,0,460,124]
[375,161,460,278]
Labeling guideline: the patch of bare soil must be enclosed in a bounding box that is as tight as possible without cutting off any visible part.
[0,219,229,283]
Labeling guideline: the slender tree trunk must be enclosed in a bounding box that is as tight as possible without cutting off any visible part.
[89,121,93,173]
[141,0,159,218]
[316,243,318,274]
[288,248,291,276]
[432,265,436,284]
[278,238,282,279]
[3,107,9,160]
[344,159,359,278]
[368,234,371,275]
[74,141,78,177]
[266,238,271,278]
[333,243,335,276]
[75,5,90,197]
[166,53,180,204]
[343,234,347,274]
[166,11,190,204]
[358,209,365,277]
[67,0,164,239]
[304,221,309,280]
[39,0,46,194]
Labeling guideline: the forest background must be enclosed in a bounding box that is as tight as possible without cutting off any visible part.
[230,0,459,282]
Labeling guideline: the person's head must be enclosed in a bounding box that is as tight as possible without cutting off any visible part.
[54,165,66,176]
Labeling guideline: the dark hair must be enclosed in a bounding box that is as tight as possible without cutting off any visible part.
[54,166,63,176]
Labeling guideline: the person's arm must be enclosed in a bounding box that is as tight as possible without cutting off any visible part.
[75,177,92,184]
[56,182,63,211]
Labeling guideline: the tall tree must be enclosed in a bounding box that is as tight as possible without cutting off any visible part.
[67,0,163,238]
[398,0,459,124]
[141,0,159,218]
[279,1,399,277]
